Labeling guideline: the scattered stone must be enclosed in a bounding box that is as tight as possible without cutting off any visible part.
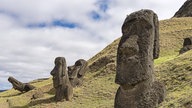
[31,88,44,99]
[179,37,192,54]
[8,76,35,92]
[50,57,73,101]
[115,9,165,108]
[184,101,192,108]
[174,0,192,17]
[68,59,88,87]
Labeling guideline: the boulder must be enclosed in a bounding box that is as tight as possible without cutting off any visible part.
[179,37,192,54]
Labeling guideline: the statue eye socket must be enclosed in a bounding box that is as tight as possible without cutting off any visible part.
[75,61,82,66]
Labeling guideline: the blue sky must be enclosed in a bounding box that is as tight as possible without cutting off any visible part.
[0,0,186,90]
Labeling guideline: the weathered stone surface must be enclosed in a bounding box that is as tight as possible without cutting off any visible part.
[115,9,159,86]
[115,9,165,108]
[8,76,35,92]
[183,37,192,46]
[179,45,192,54]
[152,81,166,104]
[68,59,88,87]
[174,0,192,17]
[50,57,73,101]
[179,37,192,54]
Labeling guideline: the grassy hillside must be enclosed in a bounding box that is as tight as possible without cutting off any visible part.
[0,17,192,108]
[159,17,192,56]
[156,50,192,108]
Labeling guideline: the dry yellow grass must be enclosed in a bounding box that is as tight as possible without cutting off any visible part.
[159,17,192,56]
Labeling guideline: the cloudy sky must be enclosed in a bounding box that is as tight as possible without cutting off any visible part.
[0,0,186,90]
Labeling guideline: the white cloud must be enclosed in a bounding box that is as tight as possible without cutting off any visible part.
[0,0,186,89]
[0,0,95,24]
[0,14,19,29]
[0,27,106,89]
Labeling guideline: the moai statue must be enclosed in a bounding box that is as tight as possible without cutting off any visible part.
[68,59,88,87]
[115,9,165,108]
[8,76,35,92]
[50,57,73,101]
[179,37,192,54]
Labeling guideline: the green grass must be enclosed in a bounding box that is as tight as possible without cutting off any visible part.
[156,51,192,108]
[154,55,177,65]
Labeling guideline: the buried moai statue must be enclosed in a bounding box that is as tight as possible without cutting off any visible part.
[179,37,192,54]
[50,57,73,101]
[115,10,165,108]
[8,76,35,92]
[68,59,88,87]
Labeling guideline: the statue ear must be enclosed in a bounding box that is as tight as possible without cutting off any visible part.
[153,14,159,59]
[153,35,159,59]
[61,57,66,76]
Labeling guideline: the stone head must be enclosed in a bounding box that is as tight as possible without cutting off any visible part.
[51,57,67,77]
[8,76,18,84]
[68,59,87,79]
[183,37,192,47]
[116,10,159,86]
[54,57,66,66]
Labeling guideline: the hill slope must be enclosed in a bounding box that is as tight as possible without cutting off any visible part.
[156,50,192,108]
[0,17,192,108]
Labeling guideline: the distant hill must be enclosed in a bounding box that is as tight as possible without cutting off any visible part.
[0,17,192,108]
[174,0,192,17]
[0,90,6,93]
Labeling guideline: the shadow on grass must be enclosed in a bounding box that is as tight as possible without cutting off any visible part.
[10,105,29,108]
[28,96,55,107]
[0,92,23,98]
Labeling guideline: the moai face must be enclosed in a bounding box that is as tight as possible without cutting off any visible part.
[74,59,87,77]
[50,57,66,88]
[8,76,24,91]
[50,57,73,101]
[115,10,159,87]
[115,10,164,108]
[68,59,88,87]
[8,76,35,92]
[68,59,87,79]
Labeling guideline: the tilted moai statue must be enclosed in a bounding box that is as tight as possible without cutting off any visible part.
[8,76,35,92]
[50,57,73,101]
[179,37,192,54]
[115,9,165,108]
[68,59,88,87]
